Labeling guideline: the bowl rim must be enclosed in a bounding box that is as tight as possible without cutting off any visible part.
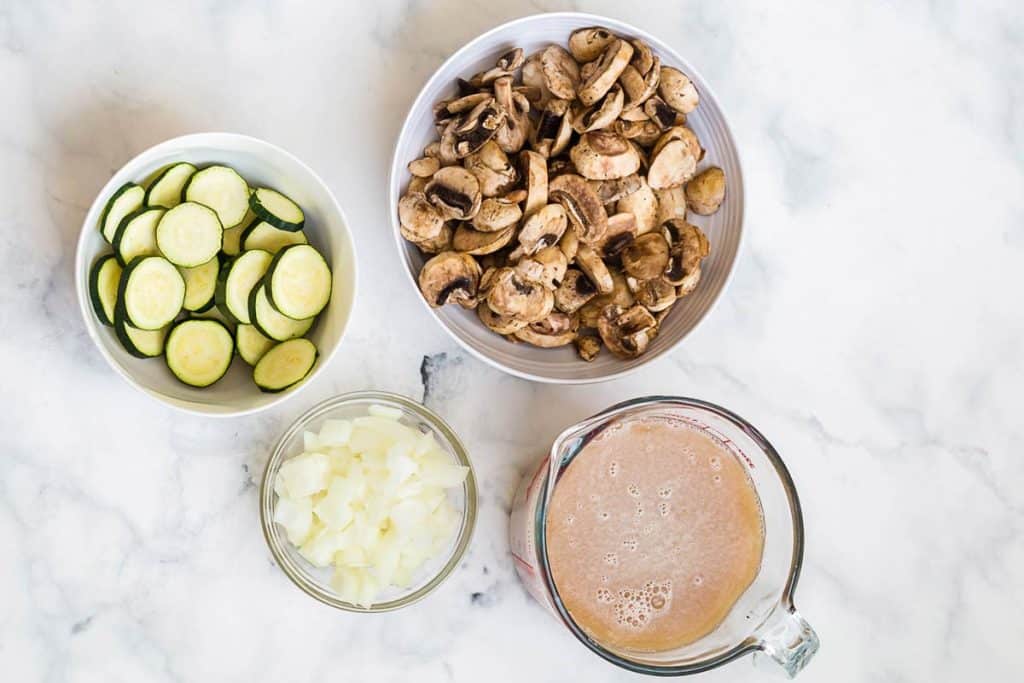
[258,390,479,612]
[75,131,359,417]
[388,11,746,385]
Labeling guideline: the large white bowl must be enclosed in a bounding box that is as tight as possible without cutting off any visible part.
[76,133,358,416]
[389,12,745,384]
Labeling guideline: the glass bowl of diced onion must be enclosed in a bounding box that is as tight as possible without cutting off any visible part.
[259,390,477,611]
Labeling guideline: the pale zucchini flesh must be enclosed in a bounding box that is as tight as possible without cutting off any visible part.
[250,187,305,231]
[236,323,276,365]
[119,256,185,330]
[265,244,332,320]
[183,165,251,228]
[248,282,314,341]
[113,207,165,265]
[217,249,273,324]
[240,221,308,254]
[179,257,220,312]
[88,255,122,326]
[253,338,318,392]
[156,201,223,267]
[145,162,197,208]
[114,303,168,358]
[165,319,234,387]
[99,183,145,243]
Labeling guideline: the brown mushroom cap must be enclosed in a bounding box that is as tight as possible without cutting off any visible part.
[403,221,452,254]
[463,140,517,198]
[575,334,602,361]
[570,131,641,180]
[451,97,506,158]
[452,223,515,255]
[653,185,688,226]
[486,267,554,321]
[568,27,618,62]
[477,301,528,334]
[539,45,580,100]
[616,177,659,234]
[398,192,445,241]
[554,268,599,314]
[518,203,568,255]
[619,57,661,110]
[519,150,549,216]
[578,39,634,106]
[627,275,677,311]
[523,245,569,289]
[408,157,441,178]
[647,139,698,190]
[661,220,710,287]
[418,251,482,308]
[514,311,578,347]
[596,212,638,260]
[615,119,663,147]
[643,96,677,130]
[425,166,483,220]
[622,232,671,280]
[531,98,573,158]
[629,39,656,76]
[575,244,614,294]
[472,196,523,232]
[589,174,642,205]
[598,304,657,358]
[549,174,608,244]
[658,66,699,114]
[685,166,726,215]
[572,84,624,133]
[558,226,579,262]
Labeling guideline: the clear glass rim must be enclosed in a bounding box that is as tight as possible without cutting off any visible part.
[259,390,478,613]
[534,395,805,675]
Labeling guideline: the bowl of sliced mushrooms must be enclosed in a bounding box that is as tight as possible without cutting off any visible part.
[389,13,743,383]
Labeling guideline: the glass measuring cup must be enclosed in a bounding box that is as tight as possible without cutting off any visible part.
[509,396,819,677]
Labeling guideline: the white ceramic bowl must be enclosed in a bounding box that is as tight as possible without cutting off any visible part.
[75,133,358,416]
[389,12,744,384]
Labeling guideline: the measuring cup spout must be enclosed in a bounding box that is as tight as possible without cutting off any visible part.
[753,603,819,677]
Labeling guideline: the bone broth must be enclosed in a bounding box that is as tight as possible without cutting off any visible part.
[545,417,764,652]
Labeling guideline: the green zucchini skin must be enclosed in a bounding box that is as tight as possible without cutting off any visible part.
[112,206,165,266]
[98,182,145,243]
[113,303,167,358]
[253,338,318,393]
[249,188,305,232]
[144,162,197,208]
[117,256,185,330]
[247,279,313,341]
[240,219,308,254]
[164,318,235,387]
[182,165,251,229]
[263,244,332,320]
[88,254,122,326]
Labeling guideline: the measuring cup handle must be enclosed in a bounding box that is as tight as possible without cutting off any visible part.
[752,605,820,677]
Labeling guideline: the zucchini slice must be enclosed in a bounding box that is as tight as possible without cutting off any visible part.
[250,187,305,231]
[113,207,166,265]
[88,254,122,326]
[221,225,246,256]
[248,282,314,341]
[114,304,168,358]
[145,162,197,208]
[156,202,223,267]
[236,323,276,365]
[183,165,250,228]
[253,338,318,393]
[265,244,332,320]
[99,182,145,243]
[165,319,234,387]
[216,249,273,324]
[240,220,308,254]
[179,257,220,312]
[118,256,185,330]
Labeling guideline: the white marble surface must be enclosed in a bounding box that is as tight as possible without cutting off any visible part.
[1,0,1021,681]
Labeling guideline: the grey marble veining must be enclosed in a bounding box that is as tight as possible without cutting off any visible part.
[1,0,1022,681]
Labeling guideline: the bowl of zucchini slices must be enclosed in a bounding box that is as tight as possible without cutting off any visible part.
[76,133,357,416]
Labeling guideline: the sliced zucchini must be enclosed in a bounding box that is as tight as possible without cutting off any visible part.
[145,162,197,208]
[165,319,234,387]
[99,182,145,243]
[88,254,122,326]
[113,207,165,265]
[265,244,332,320]
[155,202,223,267]
[114,304,168,358]
[221,225,246,256]
[118,256,185,330]
[179,257,220,312]
[253,338,318,393]
[250,187,305,231]
[248,282,314,341]
[240,220,308,254]
[236,323,276,365]
[216,249,273,324]
[183,165,250,228]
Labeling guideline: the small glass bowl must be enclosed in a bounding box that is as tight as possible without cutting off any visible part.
[259,390,478,612]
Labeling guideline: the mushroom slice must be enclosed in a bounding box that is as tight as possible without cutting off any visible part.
[418,251,481,308]
[472,196,523,232]
[402,221,452,254]
[439,92,491,116]
[477,301,528,334]
[575,244,614,294]
[627,275,677,312]
[423,141,442,158]
[554,268,598,314]
[523,245,568,290]
[518,150,548,216]
[572,84,624,133]
[654,185,688,226]
[547,157,577,178]
[652,125,703,160]
[464,140,517,198]
[578,268,634,327]
[615,119,663,147]
[662,220,710,288]
[570,130,641,180]
[598,304,657,359]
[619,57,660,110]
[408,157,441,177]
[568,27,618,62]
[558,227,579,262]
[589,174,642,205]
[453,97,505,158]
[685,166,727,215]
[549,173,608,244]
[407,175,429,194]
[616,177,659,234]
[517,203,568,256]
[493,76,531,154]
[643,96,677,130]
[647,139,698,190]
[514,312,577,347]
[531,98,573,158]
[398,191,445,241]
[539,45,580,100]
[629,39,656,77]
[453,223,515,255]
[578,39,634,106]
[658,66,700,114]
[522,52,551,106]
[575,335,602,361]
[596,212,637,261]
[425,166,482,220]
[622,232,670,280]
[497,47,525,71]
[677,265,704,298]
[619,106,651,122]
[486,267,554,321]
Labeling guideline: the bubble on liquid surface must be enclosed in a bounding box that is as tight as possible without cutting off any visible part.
[635,504,644,517]
[604,552,618,566]
[576,501,584,511]
[712,474,722,485]
[622,538,638,551]
[658,502,670,517]
[692,574,704,587]
[627,484,641,498]
[596,588,614,604]
[608,461,619,477]
[709,456,722,471]
[657,486,672,499]
[589,493,599,502]
[565,514,575,525]
[598,511,610,521]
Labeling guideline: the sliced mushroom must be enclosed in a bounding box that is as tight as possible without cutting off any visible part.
[615,119,663,147]
[598,304,657,358]
[620,106,651,122]
[554,268,598,314]
[572,84,624,133]
[522,245,568,290]
[521,52,551,105]
[519,150,548,216]
[570,130,641,180]
[558,227,579,262]
[643,96,677,130]
[547,157,577,178]
[575,334,602,361]
[425,166,482,220]
[453,223,515,255]
[497,47,525,71]
[452,97,505,158]
[596,212,637,260]
[568,27,618,62]
[402,221,452,254]
[658,66,699,114]
[685,166,726,215]
[578,268,634,327]
[619,57,661,111]
[677,266,704,298]
[463,141,516,198]
[589,174,642,204]
[654,185,688,226]
[616,177,659,234]
[493,76,531,154]
[437,92,491,117]
[539,45,580,100]
[423,141,442,158]
[578,39,634,106]
[531,98,573,158]
[518,203,568,256]
[661,220,710,288]
[575,244,614,294]
[647,139,697,189]
[408,157,441,178]
[477,301,528,334]
[627,275,677,311]
[549,174,608,244]
[407,175,429,194]
[652,125,703,160]
[419,251,481,308]
[398,191,445,241]
[514,311,578,347]
[622,232,670,280]
[629,39,655,77]
[471,196,522,232]
[486,267,554,322]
